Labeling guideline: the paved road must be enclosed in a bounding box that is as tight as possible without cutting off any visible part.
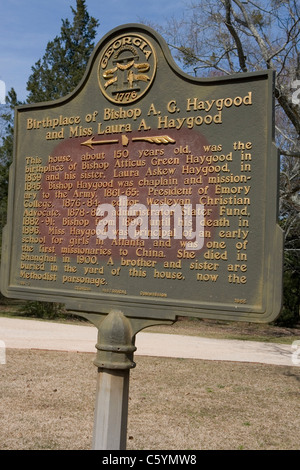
[0,317,296,366]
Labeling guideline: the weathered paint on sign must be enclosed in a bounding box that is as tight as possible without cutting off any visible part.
[1,24,283,322]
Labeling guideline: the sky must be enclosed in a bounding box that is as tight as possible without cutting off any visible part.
[0,0,185,103]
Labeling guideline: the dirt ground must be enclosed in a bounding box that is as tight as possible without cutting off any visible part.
[1,312,299,450]
[0,346,299,450]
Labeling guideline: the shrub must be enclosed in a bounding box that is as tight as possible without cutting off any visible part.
[18,301,65,320]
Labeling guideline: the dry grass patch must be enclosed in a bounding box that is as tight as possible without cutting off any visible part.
[148,318,300,344]
[0,349,299,450]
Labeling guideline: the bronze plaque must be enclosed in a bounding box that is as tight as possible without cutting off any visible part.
[1,24,283,322]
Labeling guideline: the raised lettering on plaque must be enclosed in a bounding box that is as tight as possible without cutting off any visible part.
[0,24,283,323]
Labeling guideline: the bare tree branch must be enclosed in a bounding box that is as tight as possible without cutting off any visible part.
[232,0,270,63]
[222,0,248,71]
[279,149,300,158]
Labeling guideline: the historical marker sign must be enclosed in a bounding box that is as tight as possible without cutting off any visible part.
[1,24,283,323]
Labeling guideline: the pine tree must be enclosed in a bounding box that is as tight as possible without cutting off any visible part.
[0,1,99,310]
[0,89,20,241]
[1,0,99,246]
[26,0,99,103]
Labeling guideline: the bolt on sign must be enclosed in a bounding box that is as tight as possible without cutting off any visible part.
[1,24,283,323]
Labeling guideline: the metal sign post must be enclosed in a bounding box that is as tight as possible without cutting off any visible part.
[92,368,130,450]
[91,310,135,450]
[73,309,173,450]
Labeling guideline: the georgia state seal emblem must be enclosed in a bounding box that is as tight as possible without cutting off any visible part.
[98,33,157,104]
